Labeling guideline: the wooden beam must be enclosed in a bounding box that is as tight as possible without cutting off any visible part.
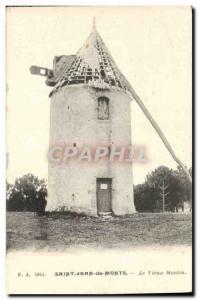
[30,65,52,77]
[121,75,192,183]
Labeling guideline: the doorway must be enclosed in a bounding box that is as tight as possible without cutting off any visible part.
[97,178,112,215]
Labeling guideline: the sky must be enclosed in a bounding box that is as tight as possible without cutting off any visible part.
[6,6,192,184]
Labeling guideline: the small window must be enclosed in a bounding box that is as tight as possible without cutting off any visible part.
[98,97,109,120]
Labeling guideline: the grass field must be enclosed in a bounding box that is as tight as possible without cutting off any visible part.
[7,212,192,251]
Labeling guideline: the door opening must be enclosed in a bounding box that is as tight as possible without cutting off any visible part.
[97,178,112,216]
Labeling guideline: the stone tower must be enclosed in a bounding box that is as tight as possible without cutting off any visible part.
[33,23,136,216]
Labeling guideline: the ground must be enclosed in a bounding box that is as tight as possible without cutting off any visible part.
[7,212,192,251]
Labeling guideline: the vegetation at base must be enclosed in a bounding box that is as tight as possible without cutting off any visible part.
[6,174,47,213]
[45,211,88,219]
[134,165,192,212]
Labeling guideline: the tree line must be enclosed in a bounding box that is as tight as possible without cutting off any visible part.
[134,165,192,212]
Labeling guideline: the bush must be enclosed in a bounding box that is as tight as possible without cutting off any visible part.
[6,174,47,213]
[134,183,158,212]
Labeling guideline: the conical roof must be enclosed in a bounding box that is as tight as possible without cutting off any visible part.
[50,25,129,96]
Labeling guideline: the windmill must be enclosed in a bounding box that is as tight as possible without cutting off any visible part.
[30,19,191,215]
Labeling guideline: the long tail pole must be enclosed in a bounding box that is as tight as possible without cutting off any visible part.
[123,78,192,183]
